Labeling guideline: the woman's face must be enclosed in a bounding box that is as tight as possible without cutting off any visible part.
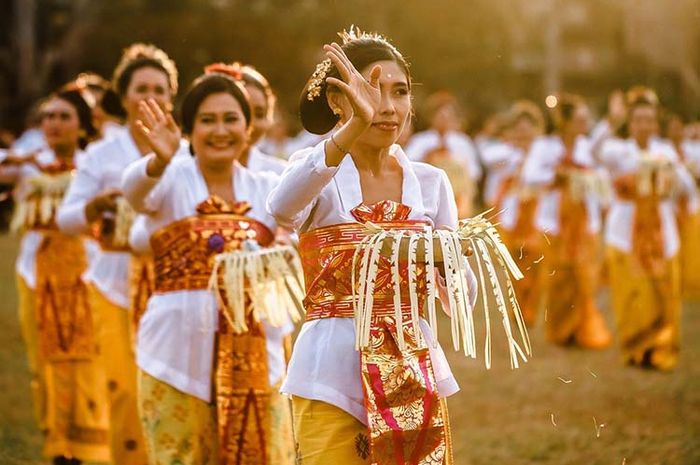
[245,84,272,146]
[629,105,658,144]
[190,92,249,167]
[122,66,172,124]
[563,105,590,137]
[511,117,538,151]
[431,104,460,134]
[41,97,80,152]
[331,59,411,150]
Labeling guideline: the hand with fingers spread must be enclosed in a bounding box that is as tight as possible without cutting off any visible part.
[324,42,382,128]
[135,98,181,177]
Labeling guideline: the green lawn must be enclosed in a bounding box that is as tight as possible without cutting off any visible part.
[0,233,697,464]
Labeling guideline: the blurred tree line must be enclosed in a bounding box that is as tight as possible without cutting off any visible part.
[2,0,699,135]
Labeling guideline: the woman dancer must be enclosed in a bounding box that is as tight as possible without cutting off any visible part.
[57,43,179,465]
[521,94,611,348]
[601,88,697,370]
[268,28,478,465]
[123,69,287,465]
[2,86,109,464]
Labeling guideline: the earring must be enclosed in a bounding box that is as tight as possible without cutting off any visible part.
[331,107,342,118]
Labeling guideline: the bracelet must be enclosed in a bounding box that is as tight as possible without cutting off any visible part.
[330,134,349,154]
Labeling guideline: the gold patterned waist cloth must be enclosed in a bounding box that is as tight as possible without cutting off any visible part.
[151,211,274,293]
[299,219,430,322]
[298,202,451,464]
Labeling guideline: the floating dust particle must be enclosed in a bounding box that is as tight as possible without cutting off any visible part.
[549,269,556,276]
[550,413,557,427]
[557,377,572,384]
[593,417,606,438]
[587,368,598,378]
[526,266,532,271]
[534,255,544,264]
[519,245,524,260]
[542,231,551,245]
[622,459,626,465]
[544,307,548,322]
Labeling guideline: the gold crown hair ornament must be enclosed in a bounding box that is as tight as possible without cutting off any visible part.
[204,62,244,81]
[306,25,399,102]
[112,43,179,94]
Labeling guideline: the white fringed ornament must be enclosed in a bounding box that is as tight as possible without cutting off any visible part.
[209,241,305,334]
[11,171,72,232]
[351,210,531,369]
[111,197,136,248]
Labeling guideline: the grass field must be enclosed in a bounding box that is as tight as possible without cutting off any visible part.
[0,233,698,465]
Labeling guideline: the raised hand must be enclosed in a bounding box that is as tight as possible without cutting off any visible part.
[136,98,181,167]
[324,42,381,127]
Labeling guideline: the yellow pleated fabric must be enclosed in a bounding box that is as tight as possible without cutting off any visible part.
[89,285,149,464]
[606,247,681,370]
[544,235,611,349]
[268,381,295,465]
[292,397,453,465]
[679,211,700,299]
[499,207,545,327]
[292,397,370,465]
[16,274,47,430]
[42,359,111,462]
[138,370,218,465]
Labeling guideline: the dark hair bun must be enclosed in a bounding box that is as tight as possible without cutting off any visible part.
[299,81,340,135]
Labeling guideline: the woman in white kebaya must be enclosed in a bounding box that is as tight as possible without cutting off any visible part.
[57,43,180,465]
[267,28,479,465]
[1,86,110,465]
[601,87,697,370]
[122,68,292,465]
[520,94,611,349]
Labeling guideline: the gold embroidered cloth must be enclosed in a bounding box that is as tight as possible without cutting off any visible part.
[149,197,274,292]
[36,231,95,361]
[298,200,450,465]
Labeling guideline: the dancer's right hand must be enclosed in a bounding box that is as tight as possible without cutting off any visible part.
[85,189,120,222]
[136,98,181,175]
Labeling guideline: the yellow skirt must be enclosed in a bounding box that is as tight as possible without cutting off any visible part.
[606,247,681,370]
[292,397,370,465]
[544,235,611,349]
[269,381,295,465]
[500,225,545,326]
[680,211,700,299]
[16,274,46,430]
[292,397,453,465]
[138,370,218,465]
[42,359,112,462]
[17,274,111,461]
[89,285,148,465]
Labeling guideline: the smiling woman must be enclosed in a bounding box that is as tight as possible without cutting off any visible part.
[122,69,293,465]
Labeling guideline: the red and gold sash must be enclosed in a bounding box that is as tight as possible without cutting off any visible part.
[299,200,451,465]
[150,195,275,465]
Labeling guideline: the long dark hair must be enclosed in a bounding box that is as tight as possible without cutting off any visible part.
[300,30,411,135]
